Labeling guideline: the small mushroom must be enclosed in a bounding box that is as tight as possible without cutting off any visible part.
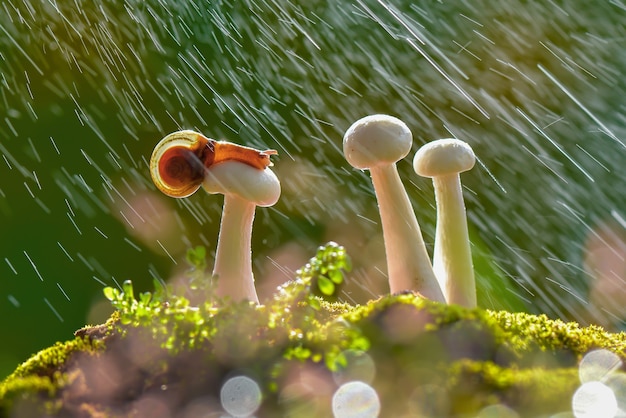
[149,130,279,303]
[343,115,445,302]
[203,161,280,303]
[413,138,476,307]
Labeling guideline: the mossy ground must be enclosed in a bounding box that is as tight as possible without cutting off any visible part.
[2,244,625,417]
[2,291,625,417]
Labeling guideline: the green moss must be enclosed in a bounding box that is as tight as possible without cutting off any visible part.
[444,360,579,415]
[489,310,626,355]
[0,335,103,416]
[1,244,624,417]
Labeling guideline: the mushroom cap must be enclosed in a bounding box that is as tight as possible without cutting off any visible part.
[343,114,412,169]
[202,161,281,207]
[413,138,476,178]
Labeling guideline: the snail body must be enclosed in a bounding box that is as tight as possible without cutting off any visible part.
[150,130,277,198]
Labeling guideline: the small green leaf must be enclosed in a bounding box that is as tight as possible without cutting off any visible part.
[139,292,152,305]
[103,286,118,301]
[317,275,335,296]
[122,280,134,301]
[328,269,344,284]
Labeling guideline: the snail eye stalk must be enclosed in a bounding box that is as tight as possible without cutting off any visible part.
[150,130,278,199]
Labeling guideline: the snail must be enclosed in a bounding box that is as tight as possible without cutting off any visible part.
[149,130,278,198]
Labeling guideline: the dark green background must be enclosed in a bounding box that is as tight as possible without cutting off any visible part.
[2,1,626,379]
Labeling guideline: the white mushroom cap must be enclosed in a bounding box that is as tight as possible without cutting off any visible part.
[413,138,476,178]
[343,114,412,169]
[202,161,281,207]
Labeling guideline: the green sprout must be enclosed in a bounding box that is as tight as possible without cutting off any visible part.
[102,278,169,326]
[102,241,352,355]
[296,241,352,299]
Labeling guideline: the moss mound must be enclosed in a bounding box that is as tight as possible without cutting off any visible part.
[2,244,625,417]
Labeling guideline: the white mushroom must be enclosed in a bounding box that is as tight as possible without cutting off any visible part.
[343,114,445,302]
[413,138,476,307]
[149,130,279,303]
[203,161,281,303]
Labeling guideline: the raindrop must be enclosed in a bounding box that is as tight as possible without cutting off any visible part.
[23,250,43,281]
[49,136,60,154]
[332,381,380,418]
[157,239,178,265]
[91,275,107,286]
[43,298,64,322]
[124,237,143,252]
[67,212,82,235]
[7,295,20,307]
[57,242,74,262]
[94,226,109,239]
[220,375,262,417]
[56,283,70,301]
[572,381,617,418]
[4,258,17,275]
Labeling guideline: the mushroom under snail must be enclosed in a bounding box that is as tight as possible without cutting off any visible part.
[343,115,445,302]
[414,138,476,308]
[203,160,280,303]
[150,130,279,303]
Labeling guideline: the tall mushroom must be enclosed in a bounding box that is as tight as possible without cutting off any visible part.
[343,115,445,302]
[413,138,476,307]
[203,161,280,303]
[150,130,279,303]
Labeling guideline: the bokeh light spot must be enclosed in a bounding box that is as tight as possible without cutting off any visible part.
[332,381,380,418]
[220,376,262,417]
[572,381,617,418]
[579,349,623,383]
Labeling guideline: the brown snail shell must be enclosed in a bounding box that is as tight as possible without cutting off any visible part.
[150,130,278,198]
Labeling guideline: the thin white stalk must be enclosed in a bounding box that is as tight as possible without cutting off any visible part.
[432,174,476,307]
[212,194,259,303]
[370,164,445,302]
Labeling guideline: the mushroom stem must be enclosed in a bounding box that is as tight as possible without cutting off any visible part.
[212,194,259,303]
[370,164,445,302]
[432,174,476,307]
